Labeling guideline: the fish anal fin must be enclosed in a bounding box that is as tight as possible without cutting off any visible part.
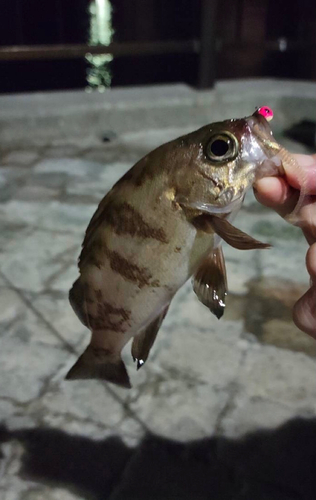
[193,247,228,319]
[131,305,169,369]
[194,214,271,250]
[65,346,131,389]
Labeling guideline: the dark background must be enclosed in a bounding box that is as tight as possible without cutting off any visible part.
[0,0,316,93]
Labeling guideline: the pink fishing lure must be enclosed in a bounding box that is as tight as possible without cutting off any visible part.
[257,106,274,121]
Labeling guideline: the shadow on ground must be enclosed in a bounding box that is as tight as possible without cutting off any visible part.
[1,417,316,500]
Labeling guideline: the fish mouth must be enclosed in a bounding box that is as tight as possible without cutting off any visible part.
[245,115,285,178]
[246,114,273,139]
[256,155,284,180]
[187,194,244,215]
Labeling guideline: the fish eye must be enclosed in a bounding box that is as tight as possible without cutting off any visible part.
[205,133,238,163]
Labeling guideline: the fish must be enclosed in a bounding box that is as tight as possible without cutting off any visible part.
[66,106,300,388]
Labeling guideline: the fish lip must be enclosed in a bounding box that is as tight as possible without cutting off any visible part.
[244,115,285,177]
[246,114,273,138]
[245,115,281,160]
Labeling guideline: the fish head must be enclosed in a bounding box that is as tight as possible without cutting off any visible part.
[174,106,284,214]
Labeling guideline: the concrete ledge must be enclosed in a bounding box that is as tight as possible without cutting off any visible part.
[1,79,316,146]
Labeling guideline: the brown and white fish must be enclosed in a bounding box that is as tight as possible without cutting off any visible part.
[66,107,299,388]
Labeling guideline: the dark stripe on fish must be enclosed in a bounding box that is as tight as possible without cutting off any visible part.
[91,347,112,357]
[95,289,130,321]
[95,241,160,289]
[108,250,160,288]
[114,157,154,187]
[88,294,131,332]
[106,202,168,243]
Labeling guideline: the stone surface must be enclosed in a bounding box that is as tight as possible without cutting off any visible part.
[22,489,85,500]
[30,291,86,346]
[1,150,39,166]
[0,287,63,348]
[220,395,312,437]
[242,277,316,355]
[261,319,316,356]
[0,442,37,500]
[43,145,82,158]
[238,344,316,410]
[0,288,24,324]
[0,82,316,499]
[15,185,59,202]
[1,230,78,292]
[0,337,69,403]
[39,380,125,429]
[34,158,100,177]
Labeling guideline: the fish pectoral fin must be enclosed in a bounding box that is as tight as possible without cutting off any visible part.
[193,247,227,319]
[194,214,271,250]
[65,345,131,389]
[131,305,169,369]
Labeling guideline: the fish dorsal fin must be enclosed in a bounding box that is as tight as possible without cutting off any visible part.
[195,214,271,250]
[193,247,228,319]
[131,305,169,369]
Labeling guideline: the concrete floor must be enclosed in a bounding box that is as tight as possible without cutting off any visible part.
[0,81,316,499]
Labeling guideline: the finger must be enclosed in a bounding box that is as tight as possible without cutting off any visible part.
[254,154,316,217]
[284,154,316,194]
[306,243,316,282]
[298,201,316,245]
[254,177,299,218]
[293,286,316,338]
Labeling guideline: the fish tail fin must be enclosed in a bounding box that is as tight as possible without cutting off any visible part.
[65,345,131,388]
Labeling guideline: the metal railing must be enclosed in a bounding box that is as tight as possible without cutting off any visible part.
[0,40,200,61]
[0,0,217,89]
[0,0,315,89]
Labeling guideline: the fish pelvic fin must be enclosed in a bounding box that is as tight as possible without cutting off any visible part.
[65,346,131,389]
[131,305,169,369]
[193,247,227,319]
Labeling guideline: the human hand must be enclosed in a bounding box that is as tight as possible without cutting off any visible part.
[254,154,316,338]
